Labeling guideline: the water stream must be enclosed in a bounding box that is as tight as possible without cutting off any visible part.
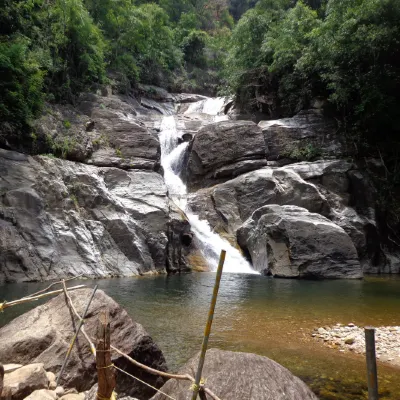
[159,102,257,274]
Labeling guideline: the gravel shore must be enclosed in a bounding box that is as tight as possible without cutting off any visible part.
[311,323,400,367]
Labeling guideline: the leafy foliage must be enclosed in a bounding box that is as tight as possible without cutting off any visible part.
[224,0,400,219]
[0,38,44,132]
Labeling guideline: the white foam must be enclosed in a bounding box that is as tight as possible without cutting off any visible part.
[159,114,258,275]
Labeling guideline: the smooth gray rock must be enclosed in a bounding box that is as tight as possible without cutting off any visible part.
[0,289,167,399]
[282,160,387,271]
[77,93,161,170]
[237,205,362,278]
[212,167,328,231]
[150,349,318,400]
[185,120,267,189]
[259,109,345,161]
[0,149,172,282]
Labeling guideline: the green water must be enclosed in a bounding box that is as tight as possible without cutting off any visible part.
[1,273,400,399]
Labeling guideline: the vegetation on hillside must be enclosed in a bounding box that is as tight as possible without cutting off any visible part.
[0,0,399,218]
[223,0,400,222]
[0,0,249,135]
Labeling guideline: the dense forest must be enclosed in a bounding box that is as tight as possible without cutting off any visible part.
[0,0,399,217]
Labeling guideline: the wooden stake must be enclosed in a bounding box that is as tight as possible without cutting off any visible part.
[191,250,226,400]
[96,310,116,400]
[365,327,379,400]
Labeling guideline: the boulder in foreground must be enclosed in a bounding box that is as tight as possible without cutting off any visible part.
[0,289,167,399]
[151,348,319,400]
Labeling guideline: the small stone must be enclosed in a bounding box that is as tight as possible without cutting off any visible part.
[49,380,57,390]
[311,333,317,337]
[46,371,56,383]
[345,337,355,345]
[55,386,65,397]
[318,328,327,335]
[348,323,355,327]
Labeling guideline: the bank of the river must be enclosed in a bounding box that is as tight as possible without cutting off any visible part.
[312,324,400,367]
[1,273,400,400]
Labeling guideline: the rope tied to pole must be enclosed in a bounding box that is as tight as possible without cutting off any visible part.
[190,377,206,392]
[96,364,114,370]
[97,392,117,400]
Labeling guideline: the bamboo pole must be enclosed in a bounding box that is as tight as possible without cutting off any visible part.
[365,327,379,400]
[21,275,83,299]
[0,285,86,311]
[63,284,224,400]
[62,280,96,356]
[191,250,226,400]
[56,285,98,386]
[96,310,116,400]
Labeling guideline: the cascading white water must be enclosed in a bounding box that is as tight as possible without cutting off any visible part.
[159,113,258,274]
[184,97,229,122]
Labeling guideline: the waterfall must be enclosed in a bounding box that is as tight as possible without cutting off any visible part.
[159,114,258,274]
[184,97,229,122]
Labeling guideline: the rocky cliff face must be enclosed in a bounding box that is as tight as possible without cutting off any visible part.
[0,90,195,282]
[1,89,398,281]
[182,107,400,276]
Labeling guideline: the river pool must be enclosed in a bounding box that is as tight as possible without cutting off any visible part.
[1,273,400,399]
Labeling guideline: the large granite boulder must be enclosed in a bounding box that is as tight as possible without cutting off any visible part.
[184,120,268,190]
[0,149,175,282]
[150,349,318,400]
[281,160,388,272]
[237,205,362,278]
[0,289,167,399]
[211,167,328,232]
[259,109,346,161]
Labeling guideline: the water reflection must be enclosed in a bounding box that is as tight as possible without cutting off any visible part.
[1,274,400,399]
